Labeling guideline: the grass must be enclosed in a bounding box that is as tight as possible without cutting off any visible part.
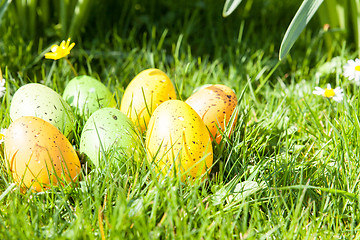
[1,0,360,239]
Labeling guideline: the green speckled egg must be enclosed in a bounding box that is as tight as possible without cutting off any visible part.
[145,100,213,179]
[63,75,116,118]
[80,108,141,168]
[10,83,75,138]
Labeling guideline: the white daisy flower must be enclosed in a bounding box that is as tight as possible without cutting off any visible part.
[313,83,344,102]
[0,79,5,98]
[343,58,360,85]
[0,128,6,144]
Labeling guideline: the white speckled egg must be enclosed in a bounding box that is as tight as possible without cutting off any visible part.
[146,100,213,179]
[62,75,116,118]
[10,83,75,138]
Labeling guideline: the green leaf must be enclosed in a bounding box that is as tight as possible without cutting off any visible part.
[128,198,144,217]
[212,180,265,205]
[222,0,243,17]
[229,181,264,202]
[0,0,11,26]
[279,0,324,60]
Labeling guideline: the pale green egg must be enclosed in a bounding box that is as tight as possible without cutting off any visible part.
[63,75,116,118]
[80,108,141,168]
[10,83,75,138]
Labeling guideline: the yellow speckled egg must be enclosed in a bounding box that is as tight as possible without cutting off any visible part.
[145,100,213,179]
[4,116,81,192]
[120,69,177,132]
[185,84,238,144]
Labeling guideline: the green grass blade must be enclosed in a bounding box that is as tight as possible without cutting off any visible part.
[69,0,93,38]
[279,0,324,60]
[222,0,243,17]
[350,0,360,57]
[0,183,16,202]
[276,185,357,200]
[0,0,11,26]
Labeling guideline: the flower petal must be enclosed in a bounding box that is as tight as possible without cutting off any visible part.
[65,38,71,48]
[60,40,66,49]
[51,45,59,52]
[68,42,75,51]
[45,52,60,60]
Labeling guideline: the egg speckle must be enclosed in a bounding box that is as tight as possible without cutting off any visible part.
[185,84,238,144]
[4,116,81,192]
[146,100,213,179]
[120,68,177,132]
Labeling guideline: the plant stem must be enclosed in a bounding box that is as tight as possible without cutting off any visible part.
[46,61,56,85]
[65,57,78,76]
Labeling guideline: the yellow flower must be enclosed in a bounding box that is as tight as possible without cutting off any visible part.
[0,128,6,144]
[45,38,75,60]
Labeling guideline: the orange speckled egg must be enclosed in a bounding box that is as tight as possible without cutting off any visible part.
[185,84,238,144]
[120,68,177,132]
[146,100,213,179]
[4,116,81,192]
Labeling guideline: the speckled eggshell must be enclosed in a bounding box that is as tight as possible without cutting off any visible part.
[80,108,140,168]
[10,83,75,138]
[62,75,116,118]
[120,68,177,132]
[145,100,213,179]
[4,116,81,192]
[185,84,238,144]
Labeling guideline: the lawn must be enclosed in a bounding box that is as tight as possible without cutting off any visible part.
[1,0,360,239]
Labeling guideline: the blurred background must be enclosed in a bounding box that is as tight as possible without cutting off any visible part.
[0,0,356,84]
[0,1,305,69]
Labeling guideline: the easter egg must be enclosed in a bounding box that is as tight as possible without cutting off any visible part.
[185,84,238,144]
[62,75,116,118]
[4,116,81,192]
[80,108,141,168]
[145,100,213,179]
[10,83,75,138]
[120,68,177,132]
